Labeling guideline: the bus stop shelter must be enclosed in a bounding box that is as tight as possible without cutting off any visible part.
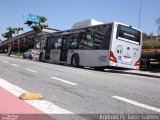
[0,28,59,53]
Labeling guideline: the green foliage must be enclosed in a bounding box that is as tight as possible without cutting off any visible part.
[2,27,15,39]
[31,24,48,32]
[31,25,42,32]
[14,27,23,35]
[2,32,12,39]
[24,14,48,32]
[2,27,23,39]
[38,16,47,23]
[24,21,33,27]
[15,27,23,31]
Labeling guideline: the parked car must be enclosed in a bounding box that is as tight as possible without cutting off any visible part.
[23,49,35,59]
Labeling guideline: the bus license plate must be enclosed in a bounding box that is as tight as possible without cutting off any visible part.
[123,56,131,63]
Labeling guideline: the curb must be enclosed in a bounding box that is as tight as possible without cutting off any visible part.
[0,54,22,58]
[108,70,160,78]
[10,55,22,58]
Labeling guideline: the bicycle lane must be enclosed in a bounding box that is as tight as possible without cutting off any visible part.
[0,87,54,120]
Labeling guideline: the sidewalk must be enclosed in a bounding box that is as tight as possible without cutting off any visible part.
[0,87,54,120]
[0,53,39,61]
[0,54,22,58]
[105,69,160,78]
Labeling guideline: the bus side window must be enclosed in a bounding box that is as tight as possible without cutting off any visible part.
[79,33,85,49]
[70,39,78,49]
[85,34,94,49]
[100,24,112,50]
[54,38,62,49]
[69,34,80,49]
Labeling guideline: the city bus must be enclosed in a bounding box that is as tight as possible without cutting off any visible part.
[39,21,142,70]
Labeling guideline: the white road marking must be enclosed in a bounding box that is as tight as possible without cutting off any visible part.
[11,63,19,67]
[0,78,74,114]
[0,78,27,96]
[26,100,73,114]
[2,61,9,63]
[112,96,160,113]
[0,78,83,119]
[50,77,78,86]
[25,68,38,73]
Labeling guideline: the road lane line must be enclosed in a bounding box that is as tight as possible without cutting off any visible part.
[112,96,160,113]
[25,68,38,73]
[11,63,19,67]
[2,61,9,63]
[50,77,78,85]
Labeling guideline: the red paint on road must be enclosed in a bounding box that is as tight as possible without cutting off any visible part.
[0,87,54,120]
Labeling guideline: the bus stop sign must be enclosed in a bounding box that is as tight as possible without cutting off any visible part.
[26,14,40,23]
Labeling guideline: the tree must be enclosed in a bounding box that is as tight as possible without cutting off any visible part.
[2,27,23,54]
[24,14,48,32]
[156,13,160,35]
[2,27,16,55]
[12,27,23,53]
[14,27,23,36]
[24,14,48,49]
[2,27,16,39]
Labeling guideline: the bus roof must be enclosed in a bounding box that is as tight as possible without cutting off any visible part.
[45,21,142,37]
[113,22,142,32]
[72,19,104,29]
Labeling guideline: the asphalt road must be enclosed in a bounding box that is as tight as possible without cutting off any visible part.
[0,55,160,114]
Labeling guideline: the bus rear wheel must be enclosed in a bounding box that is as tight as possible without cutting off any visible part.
[71,54,79,67]
[94,67,105,71]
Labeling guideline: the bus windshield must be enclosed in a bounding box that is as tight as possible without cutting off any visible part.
[116,24,141,44]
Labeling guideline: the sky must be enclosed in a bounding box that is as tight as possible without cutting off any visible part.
[0,0,160,40]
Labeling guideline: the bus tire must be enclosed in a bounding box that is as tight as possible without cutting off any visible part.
[39,53,44,62]
[94,67,105,71]
[71,54,79,67]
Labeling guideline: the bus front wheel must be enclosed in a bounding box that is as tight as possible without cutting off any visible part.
[71,54,79,67]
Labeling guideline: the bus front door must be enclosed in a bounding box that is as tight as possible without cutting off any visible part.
[45,37,53,60]
[60,38,69,62]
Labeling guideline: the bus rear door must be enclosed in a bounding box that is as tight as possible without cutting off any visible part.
[60,36,69,62]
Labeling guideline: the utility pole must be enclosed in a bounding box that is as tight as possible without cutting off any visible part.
[156,13,160,35]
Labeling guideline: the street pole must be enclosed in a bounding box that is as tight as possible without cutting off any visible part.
[13,38,14,53]
[18,39,20,54]
[40,26,44,50]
